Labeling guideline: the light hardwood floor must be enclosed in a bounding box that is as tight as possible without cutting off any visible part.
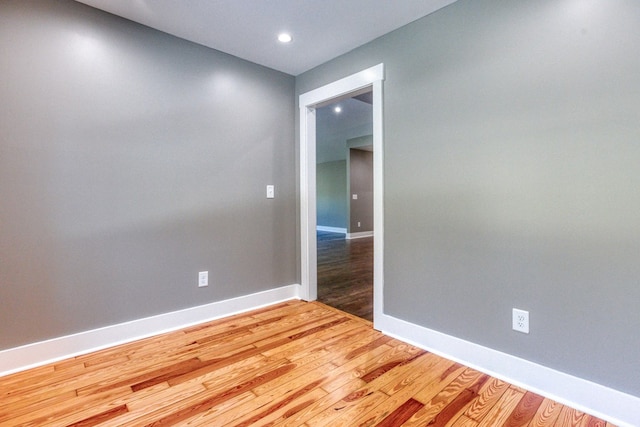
[0,301,614,426]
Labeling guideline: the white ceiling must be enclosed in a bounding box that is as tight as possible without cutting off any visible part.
[316,97,373,163]
[74,0,458,76]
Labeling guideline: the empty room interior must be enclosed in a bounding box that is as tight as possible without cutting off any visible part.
[1,0,639,425]
[316,93,374,321]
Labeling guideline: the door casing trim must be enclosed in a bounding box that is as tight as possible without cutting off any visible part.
[298,63,384,328]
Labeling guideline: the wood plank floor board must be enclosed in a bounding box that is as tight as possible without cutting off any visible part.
[284,317,367,348]
[224,309,330,346]
[76,353,200,396]
[364,352,444,387]
[379,354,460,397]
[400,369,487,427]
[350,386,422,426]
[250,354,338,398]
[348,341,425,386]
[314,342,395,395]
[195,305,324,349]
[463,376,513,422]
[553,407,585,427]
[357,344,426,385]
[0,365,54,388]
[274,378,366,427]
[527,399,564,427]
[451,414,481,427]
[246,312,344,349]
[0,385,132,427]
[0,389,78,424]
[425,389,479,427]
[305,389,388,427]
[315,316,371,338]
[147,362,299,426]
[71,339,207,395]
[164,314,347,391]
[477,387,526,427]
[304,353,448,426]
[277,322,370,364]
[503,391,546,427]
[197,353,270,391]
[232,387,328,427]
[158,392,257,427]
[322,326,385,360]
[217,371,331,427]
[0,301,615,426]
[365,397,424,427]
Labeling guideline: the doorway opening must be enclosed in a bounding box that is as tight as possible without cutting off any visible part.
[299,64,384,327]
[315,95,373,320]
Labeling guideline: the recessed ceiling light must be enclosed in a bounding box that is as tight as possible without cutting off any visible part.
[334,106,342,113]
[278,33,292,43]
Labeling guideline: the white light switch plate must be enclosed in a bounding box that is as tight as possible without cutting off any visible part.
[266,185,275,199]
[198,271,208,287]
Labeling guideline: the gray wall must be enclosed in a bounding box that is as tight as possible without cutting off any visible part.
[296,0,640,396]
[0,0,296,350]
[316,160,347,229]
[349,149,373,233]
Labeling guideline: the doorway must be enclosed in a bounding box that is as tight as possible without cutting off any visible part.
[315,95,373,320]
[299,64,384,327]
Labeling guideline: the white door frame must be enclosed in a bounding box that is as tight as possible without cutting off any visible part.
[299,63,384,327]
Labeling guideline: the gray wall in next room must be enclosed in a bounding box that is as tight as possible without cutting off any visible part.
[316,161,347,230]
[0,0,296,350]
[349,149,373,233]
[296,0,640,397]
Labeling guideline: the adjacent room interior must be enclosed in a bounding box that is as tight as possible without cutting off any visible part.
[316,94,374,321]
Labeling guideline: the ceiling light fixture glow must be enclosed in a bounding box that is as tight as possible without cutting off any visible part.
[278,33,292,43]
[334,106,342,113]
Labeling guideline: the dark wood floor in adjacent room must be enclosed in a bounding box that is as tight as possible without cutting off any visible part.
[317,231,373,321]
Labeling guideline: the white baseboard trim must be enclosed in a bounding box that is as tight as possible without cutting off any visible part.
[316,225,347,234]
[346,231,374,240]
[375,313,640,427]
[0,284,301,378]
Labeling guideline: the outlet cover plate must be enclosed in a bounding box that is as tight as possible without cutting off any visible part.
[512,308,529,334]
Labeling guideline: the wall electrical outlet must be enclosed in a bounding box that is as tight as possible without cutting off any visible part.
[512,308,529,334]
[198,271,208,287]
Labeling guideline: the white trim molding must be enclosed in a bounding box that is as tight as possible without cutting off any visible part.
[346,231,374,240]
[0,284,300,378]
[299,63,385,323]
[316,225,347,234]
[299,64,384,107]
[376,313,640,427]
